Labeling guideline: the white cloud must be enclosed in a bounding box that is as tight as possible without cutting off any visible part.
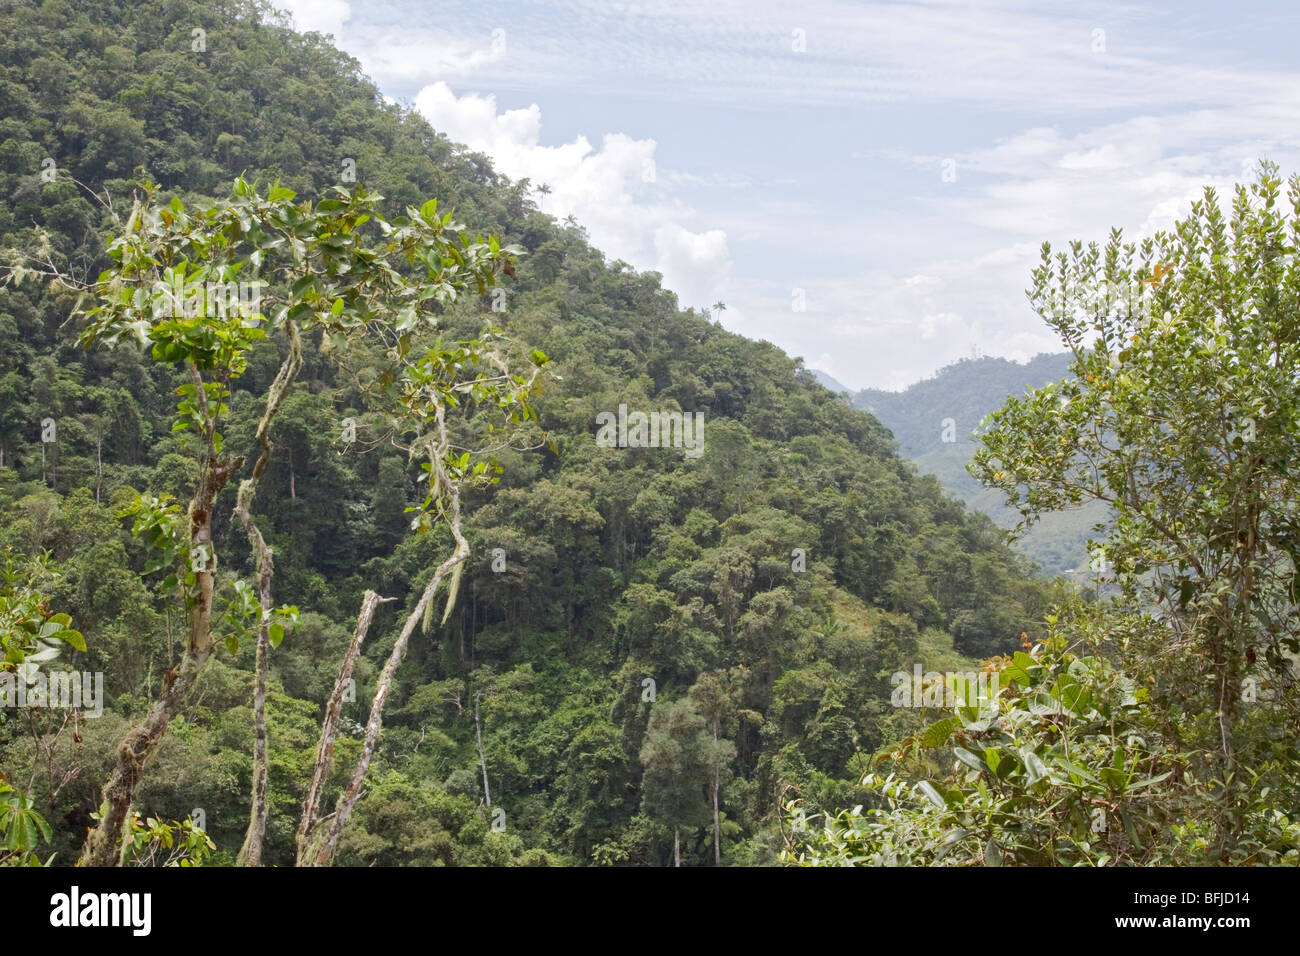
[808,353,842,382]
[271,0,1300,390]
[273,0,351,39]
[653,225,730,307]
[413,81,732,302]
[918,311,972,342]
[355,32,507,86]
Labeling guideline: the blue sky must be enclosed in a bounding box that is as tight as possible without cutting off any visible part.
[275,0,1300,390]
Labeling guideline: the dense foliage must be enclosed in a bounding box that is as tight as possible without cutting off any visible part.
[793,164,1300,867]
[0,0,1057,865]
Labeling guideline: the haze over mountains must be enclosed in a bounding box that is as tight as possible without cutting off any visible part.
[850,354,1102,575]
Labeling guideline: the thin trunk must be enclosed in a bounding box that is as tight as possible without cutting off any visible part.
[79,647,213,866]
[307,528,467,866]
[237,622,271,867]
[233,326,301,866]
[295,589,386,865]
[674,826,681,867]
[80,373,236,866]
[712,721,721,865]
[474,693,491,807]
[306,411,469,867]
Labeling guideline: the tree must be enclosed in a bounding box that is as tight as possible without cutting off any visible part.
[39,177,530,865]
[293,290,549,868]
[639,697,714,866]
[688,669,740,864]
[0,550,85,866]
[784,633,1185,867]
[971,161,1300,858]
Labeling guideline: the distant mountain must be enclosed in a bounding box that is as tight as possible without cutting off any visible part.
[856,353,1074,464]
[809,369,850,394]
[853,354,1106,575]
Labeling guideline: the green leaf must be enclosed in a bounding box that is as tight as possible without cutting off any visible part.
[224,633,239,655]
[1021,749,1048,785]
[916,780,947,810]
[57,629,86,652]
[984,747,1002,774]
[32,808,51,843]
[984,838,1003,867]
[1000,661,1031,685]
[1123,771,1172,792]
[921,717,955,749]
[953,746,986,774]
[1052,756,1099,783]
[1121,810,1143,851]
[268,622,284,648]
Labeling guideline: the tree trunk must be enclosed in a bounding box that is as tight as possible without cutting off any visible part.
[304,459,470,866]
[674,826,680,868]
[474,692,491,807]
[237,625,271,867]
[79,442,237,866]
[235,325,301,867]
[306,536,467,865]
[713,721,721,865]
[295,590,385,865]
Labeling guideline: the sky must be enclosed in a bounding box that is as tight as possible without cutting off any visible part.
[273,0,1300,391]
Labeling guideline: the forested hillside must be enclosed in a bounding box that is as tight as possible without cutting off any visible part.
[855,355,1103,575]
[856,354,1074,465]
[0,0,1058,865]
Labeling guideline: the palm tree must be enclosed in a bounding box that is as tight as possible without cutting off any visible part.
[535,182,552,211]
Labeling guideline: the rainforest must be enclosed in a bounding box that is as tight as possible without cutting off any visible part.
[0,0,1296,872]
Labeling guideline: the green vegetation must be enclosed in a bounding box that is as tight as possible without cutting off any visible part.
[855,353,1105,576]
[0,0,1055,866]
[794,163,1300,866]
[0,0,1293,868]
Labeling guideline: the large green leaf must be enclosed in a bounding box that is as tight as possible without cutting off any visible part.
[916,781,948,811]
[922,717,955,749]
[953,746,986,774]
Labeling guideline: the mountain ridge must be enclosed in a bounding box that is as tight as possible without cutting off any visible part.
[849,353,1103,575]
